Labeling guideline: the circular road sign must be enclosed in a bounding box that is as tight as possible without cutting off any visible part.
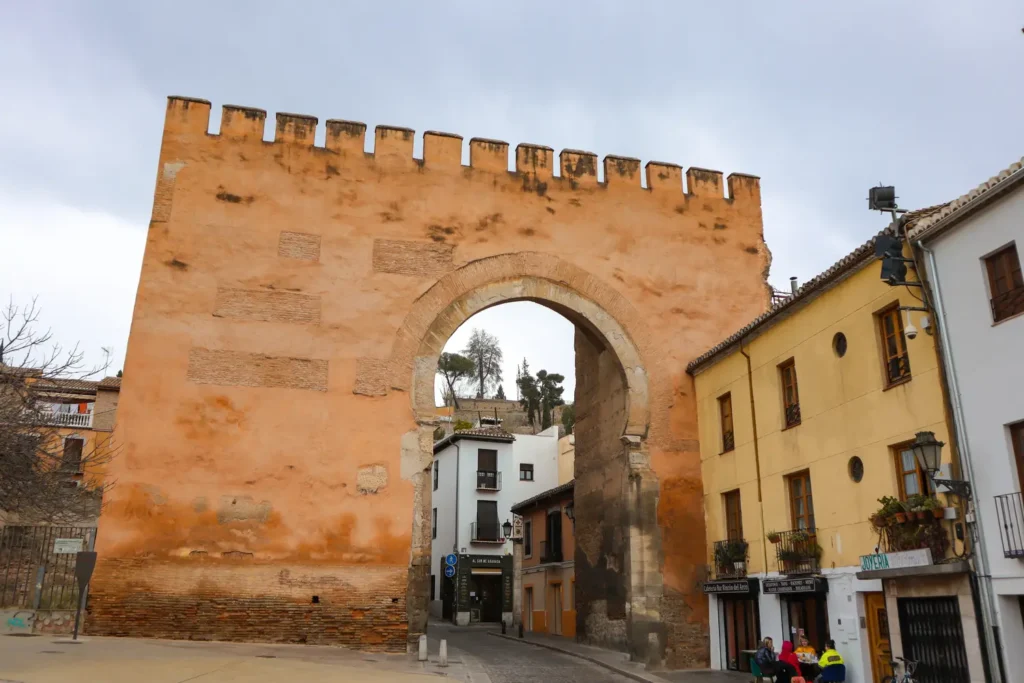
[445,553,458,567]
[444,565,456,578]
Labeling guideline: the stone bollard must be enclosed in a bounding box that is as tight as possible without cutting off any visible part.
[518,622,524,638]
[418,634,427,662]
[645,632,662,671]
[439,639,448,667]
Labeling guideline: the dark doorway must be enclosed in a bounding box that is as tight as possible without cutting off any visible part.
[781,594,829,651]
[471,574,503,623]
[720,597,759,672]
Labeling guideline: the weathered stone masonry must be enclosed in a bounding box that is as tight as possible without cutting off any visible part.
[90,96,769,665]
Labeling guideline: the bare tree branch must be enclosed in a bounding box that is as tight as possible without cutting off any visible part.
[0,299,119,525]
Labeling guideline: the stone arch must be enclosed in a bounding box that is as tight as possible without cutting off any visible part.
[396,252,666,660]
[390,252,652,437]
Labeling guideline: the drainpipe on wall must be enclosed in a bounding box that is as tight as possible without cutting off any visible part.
[919,241,1003,683]
[452,441,461,621]
[739,338,769,574]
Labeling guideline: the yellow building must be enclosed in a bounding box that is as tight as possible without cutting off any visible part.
[688,227,984,682]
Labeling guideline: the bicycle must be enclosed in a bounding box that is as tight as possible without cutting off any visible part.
[887,656,919,683]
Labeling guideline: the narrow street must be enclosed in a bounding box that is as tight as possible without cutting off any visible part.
[429,622,637,683]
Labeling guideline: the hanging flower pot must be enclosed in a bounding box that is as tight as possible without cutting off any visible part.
[894,511,908,523]
[932,508,944,519]
[767,532,781,544]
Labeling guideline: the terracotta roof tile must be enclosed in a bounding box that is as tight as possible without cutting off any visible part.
[907,157,1024,240]
[687,205,943,374]
[433,427,516,453]
[510,480,574,514]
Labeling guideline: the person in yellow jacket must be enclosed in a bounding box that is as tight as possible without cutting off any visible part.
[819,640,844,667]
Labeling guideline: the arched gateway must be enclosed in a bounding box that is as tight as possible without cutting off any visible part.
[88,97,769,668]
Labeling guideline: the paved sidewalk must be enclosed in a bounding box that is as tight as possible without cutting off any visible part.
[0,634,448,683]
[487,631,748,683]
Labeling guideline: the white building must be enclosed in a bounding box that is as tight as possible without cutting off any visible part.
[908,157,1024,683]
[429,425,560,625]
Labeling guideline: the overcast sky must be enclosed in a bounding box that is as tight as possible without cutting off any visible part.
[1,2,1022,399]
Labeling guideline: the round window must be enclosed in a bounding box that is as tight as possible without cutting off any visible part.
[833,332,848,358]
[848,456,864,483]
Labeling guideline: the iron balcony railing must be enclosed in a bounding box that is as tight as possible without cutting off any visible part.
[784,403,801,428]
[712,539,748,579]
[774,529,819,575]
[991,286,1024,323]
[886,354,912,385]
[470,522,504,543]
[722,430,735,452]
[994,492,1024,559]
[476,470,501,491]
[539,540,563,564]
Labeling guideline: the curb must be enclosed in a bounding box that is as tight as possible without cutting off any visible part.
[487,631,663,683]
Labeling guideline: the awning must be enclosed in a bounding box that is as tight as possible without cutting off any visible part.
[471,568,502,576]
[762,576,829,595]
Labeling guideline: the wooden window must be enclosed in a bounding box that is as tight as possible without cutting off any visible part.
[477,449,497,473]
[61,437,84,472]
[520,464,534,481]
[779,360,801,428]
[431,508,437,539]
[986,244,1024,323]
[893,442,932,500]
[476,501,498,540]
[433,461,439,491]
[1013,423,1024,494]
[524,520,533,557]
[719,393,735,453]
[724,489,743,541]
[878,304,912,386]
[787,470,815,531]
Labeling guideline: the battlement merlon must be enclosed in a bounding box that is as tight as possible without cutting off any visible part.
[162,96,760,202]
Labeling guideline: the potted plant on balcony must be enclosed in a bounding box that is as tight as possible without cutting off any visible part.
[767,530,781,544]
[716,539,748,573]
[791,530,810,543]
[920,495,944,519]
[873,496,902,528]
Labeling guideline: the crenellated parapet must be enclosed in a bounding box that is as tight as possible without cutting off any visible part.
[163,96,760,202]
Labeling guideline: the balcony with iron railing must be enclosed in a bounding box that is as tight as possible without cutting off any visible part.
[470,522,505,544]
[476,471,501,491]
[722,430,735,453]
[994,492,1024,559]
[772,529,820,575]
[784,403,801,429]
[886,354,912,385]
[539,540,563,564]
[991,286,1024,323]
[27,410,93,429]
[711,539,748,580]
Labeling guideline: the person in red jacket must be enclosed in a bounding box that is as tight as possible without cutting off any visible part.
[780,640,801,672]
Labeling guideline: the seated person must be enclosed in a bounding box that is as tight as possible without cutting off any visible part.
[795,634,817,660]
[755,637,798,683]
[795,634,821,679]
[817,640,846,682]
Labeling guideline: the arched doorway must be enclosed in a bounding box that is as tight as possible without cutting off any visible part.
[392,254,665,659]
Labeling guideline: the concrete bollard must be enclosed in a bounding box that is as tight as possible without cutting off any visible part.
[439,639,448,667]
[418,634,427,662]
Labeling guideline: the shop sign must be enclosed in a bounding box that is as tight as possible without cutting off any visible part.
[469,556,503,567]
[702,578,758,595]
[762,576,828,594]
[859,548,932,572]
[53,538,84,555]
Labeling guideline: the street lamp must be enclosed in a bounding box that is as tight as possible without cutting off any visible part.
[502,519,512,540]
[912,431,972,500]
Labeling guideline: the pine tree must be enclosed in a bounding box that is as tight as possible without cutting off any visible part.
[495,384,506,400]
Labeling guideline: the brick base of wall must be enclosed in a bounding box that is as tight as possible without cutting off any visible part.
[87,559,408,652]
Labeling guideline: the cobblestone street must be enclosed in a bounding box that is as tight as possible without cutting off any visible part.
[431,623,636,683]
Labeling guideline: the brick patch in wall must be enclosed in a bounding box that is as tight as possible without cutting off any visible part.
[372,239,453,277]
[87,560,408,651]
[152,161,186,222]
[187,348,328,392]
[352,357,390,396]
[278,231,321,261]
[213,288,321,324]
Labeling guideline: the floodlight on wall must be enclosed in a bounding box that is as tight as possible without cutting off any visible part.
[868,185,898,212]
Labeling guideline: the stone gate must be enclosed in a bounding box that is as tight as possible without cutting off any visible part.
[88,96,769,667]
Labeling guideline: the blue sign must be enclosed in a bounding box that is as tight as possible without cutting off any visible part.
[444,565,456,578]
[445,553,458,567]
